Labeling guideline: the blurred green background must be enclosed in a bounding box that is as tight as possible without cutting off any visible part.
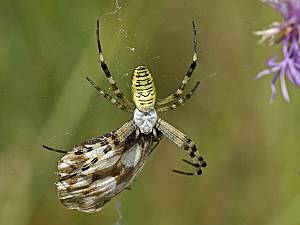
[1,0,300,225]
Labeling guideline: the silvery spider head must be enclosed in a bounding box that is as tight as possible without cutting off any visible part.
[133,108,157,134]
[131,65,156,112]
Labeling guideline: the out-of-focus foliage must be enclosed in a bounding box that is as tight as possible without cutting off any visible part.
[1,0,300,225]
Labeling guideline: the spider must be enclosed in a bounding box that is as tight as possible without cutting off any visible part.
[86,19,207,174]
[43,20,207,212]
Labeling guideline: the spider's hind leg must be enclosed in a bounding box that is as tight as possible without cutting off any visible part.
[86,76,133,112]
[157,20,198,106]
[157,81,200,113]
[95,19,134,110]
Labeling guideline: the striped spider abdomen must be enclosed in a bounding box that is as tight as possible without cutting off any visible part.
[131,65,156,112]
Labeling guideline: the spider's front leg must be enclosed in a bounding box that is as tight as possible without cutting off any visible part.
[155,118,206,175]
[42,145,68,154]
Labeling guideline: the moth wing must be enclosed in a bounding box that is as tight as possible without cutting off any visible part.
[56,121,158,213]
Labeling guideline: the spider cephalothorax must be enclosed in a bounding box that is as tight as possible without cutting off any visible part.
[44,19,206,213]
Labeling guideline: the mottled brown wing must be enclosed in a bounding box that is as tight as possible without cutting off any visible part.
[56,120,160,213]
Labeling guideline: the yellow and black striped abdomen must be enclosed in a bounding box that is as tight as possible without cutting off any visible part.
[132,65,156,112]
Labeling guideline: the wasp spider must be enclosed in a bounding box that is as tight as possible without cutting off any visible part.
[44,20,207,212]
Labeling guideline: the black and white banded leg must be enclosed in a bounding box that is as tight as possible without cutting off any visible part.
[157,20,198,106]
[96,19,134,109]
[86,76,133,112]
[155,118,207,175]
[157,81,200,112]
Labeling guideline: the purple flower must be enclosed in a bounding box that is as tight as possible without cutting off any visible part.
[255,0,300,103]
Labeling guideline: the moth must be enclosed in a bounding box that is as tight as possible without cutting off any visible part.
[44,120,161,212]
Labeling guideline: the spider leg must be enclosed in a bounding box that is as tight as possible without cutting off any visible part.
[172,170,194,176]
[155,118,207,175]
[96,19,134,109]
[157,20,198,106]
[86,76,133,112]
[156,81,200,112]
[150,140,160,154]
[149,129,162,154]
[43,145,68,154]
